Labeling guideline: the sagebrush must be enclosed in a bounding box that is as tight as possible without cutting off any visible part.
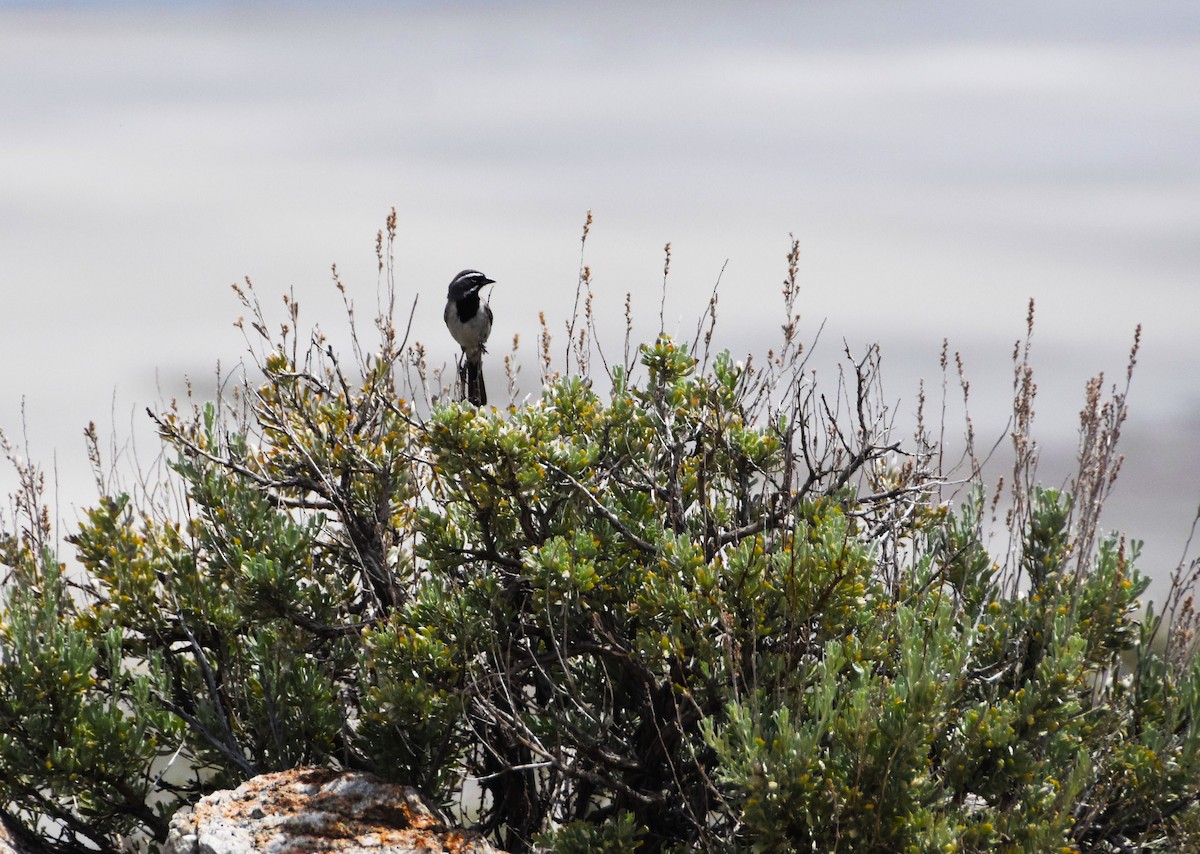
[2,213,1199,853]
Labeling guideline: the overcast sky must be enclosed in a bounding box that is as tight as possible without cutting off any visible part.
[2,0,1198,593]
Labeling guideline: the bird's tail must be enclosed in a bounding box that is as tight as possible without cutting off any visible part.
[459,357,487,406]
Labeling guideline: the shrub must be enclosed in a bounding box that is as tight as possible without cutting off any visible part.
[2,214,1198,852]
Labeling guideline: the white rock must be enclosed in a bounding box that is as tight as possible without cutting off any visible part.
[163,768,502,854]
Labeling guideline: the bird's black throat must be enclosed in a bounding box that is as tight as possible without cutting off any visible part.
[454,291,482,323]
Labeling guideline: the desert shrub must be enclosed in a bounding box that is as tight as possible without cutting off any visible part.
[1,214,1198,852]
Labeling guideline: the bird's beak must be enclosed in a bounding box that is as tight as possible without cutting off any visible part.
[483,277,496,285]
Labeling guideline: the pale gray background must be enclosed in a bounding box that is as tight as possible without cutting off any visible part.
[2,0,1198,599]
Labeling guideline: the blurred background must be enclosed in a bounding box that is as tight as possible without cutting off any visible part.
[1,0,1197,600]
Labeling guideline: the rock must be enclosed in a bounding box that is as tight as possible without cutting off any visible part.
[163,767,503,854]
[0,817,34,854]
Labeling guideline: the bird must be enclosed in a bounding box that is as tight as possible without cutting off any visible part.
[443,269,495,406]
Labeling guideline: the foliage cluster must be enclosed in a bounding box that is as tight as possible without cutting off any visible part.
[2,218,1200,852]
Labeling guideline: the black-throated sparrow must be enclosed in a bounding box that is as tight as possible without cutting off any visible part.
[444,269,495,406]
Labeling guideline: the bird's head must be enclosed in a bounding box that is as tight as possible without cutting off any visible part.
[447,269,496,300]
